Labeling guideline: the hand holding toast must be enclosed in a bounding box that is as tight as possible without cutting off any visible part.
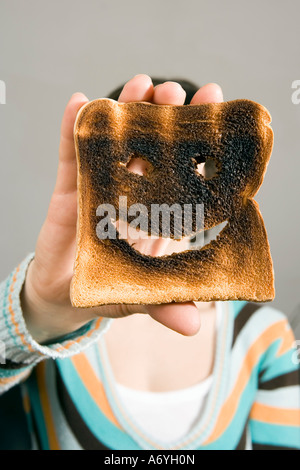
[21,75,224,343]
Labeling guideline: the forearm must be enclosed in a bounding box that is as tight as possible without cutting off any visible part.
[0,254,111,394]
[21,259,95,344]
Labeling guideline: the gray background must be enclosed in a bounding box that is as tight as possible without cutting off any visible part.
[0,0,299,321]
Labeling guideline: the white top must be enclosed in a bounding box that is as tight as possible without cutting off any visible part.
[116,375,213,443]
[115,306,221,443]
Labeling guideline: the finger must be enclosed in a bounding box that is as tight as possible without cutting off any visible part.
[152,81,186,105]
[146,302,201,336]
[39,93,89,268]
[58,93,89,164]
[190,83,223,104]
[118,74,154,103]
[104,302,201,336]
[55,92,89,194]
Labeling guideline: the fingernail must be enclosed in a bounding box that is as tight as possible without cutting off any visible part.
[71,92,89,101]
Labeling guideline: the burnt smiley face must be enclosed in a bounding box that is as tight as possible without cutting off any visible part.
[71,98,274,306]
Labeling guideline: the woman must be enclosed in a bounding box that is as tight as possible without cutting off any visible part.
[0,75,299,450]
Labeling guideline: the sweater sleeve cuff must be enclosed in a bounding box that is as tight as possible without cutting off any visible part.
[0,253,112,366]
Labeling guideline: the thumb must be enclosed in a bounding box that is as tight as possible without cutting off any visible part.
[34,93,89,276]
[55,92,89,195]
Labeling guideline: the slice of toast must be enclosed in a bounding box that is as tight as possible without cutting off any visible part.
[70,98,274,307]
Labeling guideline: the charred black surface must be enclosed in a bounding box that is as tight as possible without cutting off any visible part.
[76,99,270,241]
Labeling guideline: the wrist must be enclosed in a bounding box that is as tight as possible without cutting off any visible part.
[20,260,94,344]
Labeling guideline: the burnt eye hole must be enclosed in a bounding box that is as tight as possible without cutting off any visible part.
[121,154,153,176]
[194,156,218,179]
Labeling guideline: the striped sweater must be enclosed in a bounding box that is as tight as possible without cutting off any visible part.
[0,254,299,450]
